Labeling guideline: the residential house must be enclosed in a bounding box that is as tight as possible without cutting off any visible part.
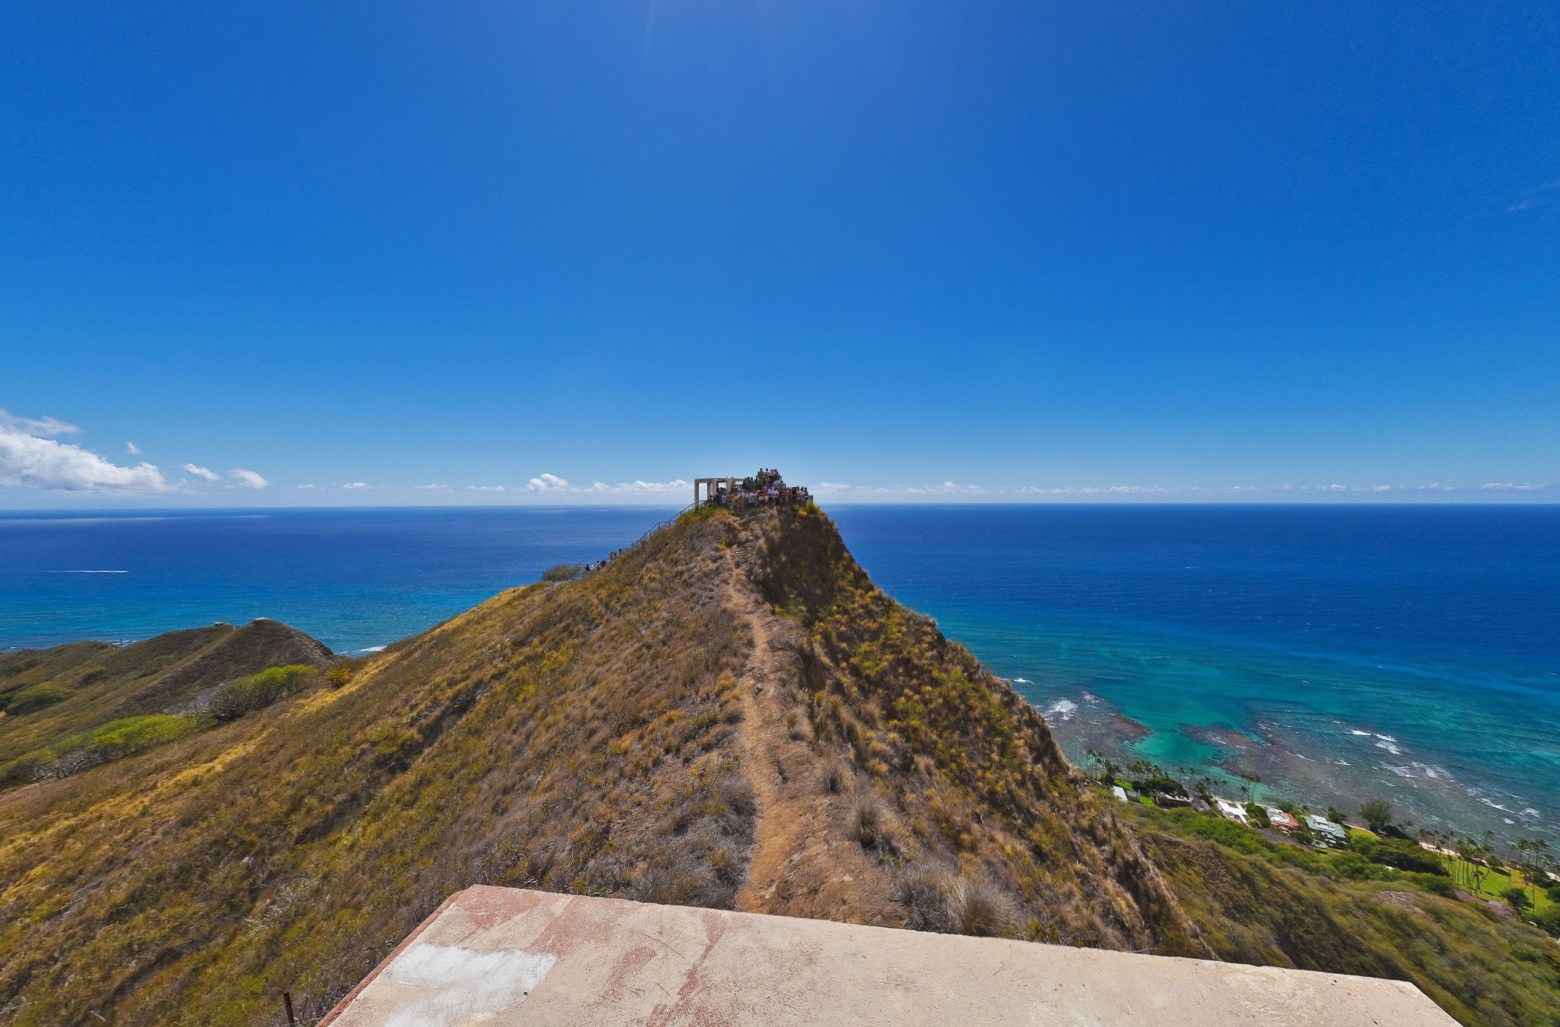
[1264,807,1301,833]
[1304,814,1348,845]
[1214,798,1249,824]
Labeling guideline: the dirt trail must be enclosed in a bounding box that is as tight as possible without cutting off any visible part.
[722,536,898,925]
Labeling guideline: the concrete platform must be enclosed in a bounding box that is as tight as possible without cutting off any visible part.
[320,885,1457,1026]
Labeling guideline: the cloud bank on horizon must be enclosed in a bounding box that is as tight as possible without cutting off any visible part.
[0,408,1553,504]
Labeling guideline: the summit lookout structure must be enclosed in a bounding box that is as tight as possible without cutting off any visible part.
[694,467,811,510]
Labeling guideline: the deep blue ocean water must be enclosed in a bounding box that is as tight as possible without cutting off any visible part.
[829,505,1560,844]
[2,503,1556,841]
[0,507,673,653]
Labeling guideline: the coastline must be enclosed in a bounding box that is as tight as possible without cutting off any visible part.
[1010,657,1559,848]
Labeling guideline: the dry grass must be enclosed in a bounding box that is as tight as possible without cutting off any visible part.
[0,620,331,766]
[734,504,1560,1026]
[744,503,1203,954]
[2,503,1555,1027]
[1128,803,1560,1026]
[892,869,1014,937]
[942,875,1016,937]
[851,790,885,847]
[0,511,755,1026]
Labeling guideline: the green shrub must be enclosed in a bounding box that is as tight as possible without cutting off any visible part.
[541,563,584,582]
[1330,852,1390,881]
[0,752,47,786]
[1530,907,1560,937]
[1348,834,1448,875]
[1143,775,1188,798]
[0,714,199,786]
[84,714,198,753]
[1358,798,1394,833]
[210,665,320,721]
[1412,873,1457,897]
[1,683,73,715]
[1174,810,1271,855]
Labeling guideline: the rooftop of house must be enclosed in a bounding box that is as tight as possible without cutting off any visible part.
[1305,814,1349,837]
[319,885,1457,1027]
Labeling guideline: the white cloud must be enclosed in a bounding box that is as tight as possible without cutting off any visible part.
[125,441,141,455]
[816,482,852,492]
[467,485,506,492]
[341,481,369,489]
[297,484,319,490]
[611,478,690,493]
[838,481,987,496]
[415,483,449,491]
[0,413,167,491]
[182,463,221,482]
[0,408,80,437]
[1010,484,1172,495]
[230,468,271,489]
[526,473,571,492]
[520,473,690,495]
[987,481,1559,498]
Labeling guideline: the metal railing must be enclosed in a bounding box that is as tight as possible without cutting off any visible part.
[627,504,694,552]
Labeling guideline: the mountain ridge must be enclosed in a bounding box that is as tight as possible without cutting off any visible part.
[0,619,333,769]
[0,505,1556,1026]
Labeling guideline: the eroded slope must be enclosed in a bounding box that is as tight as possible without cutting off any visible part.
[3,504,1549,1027]
[0,514,755,1025]
[722,504,1203,952]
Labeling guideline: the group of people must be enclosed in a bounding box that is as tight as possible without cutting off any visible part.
[584,550,622,573]
[706,467,812,509]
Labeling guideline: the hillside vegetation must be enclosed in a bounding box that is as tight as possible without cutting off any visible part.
[1,506,1556,1026]
[1127,806,1560,1026]
[0,619,331,766]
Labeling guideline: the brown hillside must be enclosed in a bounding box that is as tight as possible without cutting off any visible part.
[1,505,1555,1027]
[730,504,1202,951]
[0,619,332,765]
[0,505,1198,1026]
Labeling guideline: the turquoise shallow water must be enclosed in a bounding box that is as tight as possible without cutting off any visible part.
[829,504,1560,845]
[2,503,1556,843]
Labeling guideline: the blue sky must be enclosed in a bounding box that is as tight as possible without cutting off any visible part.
[2,0,1557,506]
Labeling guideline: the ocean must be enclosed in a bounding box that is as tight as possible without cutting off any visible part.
[830,504,1560,846]
[0,507,674,653]
[3,503,1556,844]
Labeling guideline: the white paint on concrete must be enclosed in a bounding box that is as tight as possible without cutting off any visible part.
[379,943,555,1027]
[323,886,1458,1027]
